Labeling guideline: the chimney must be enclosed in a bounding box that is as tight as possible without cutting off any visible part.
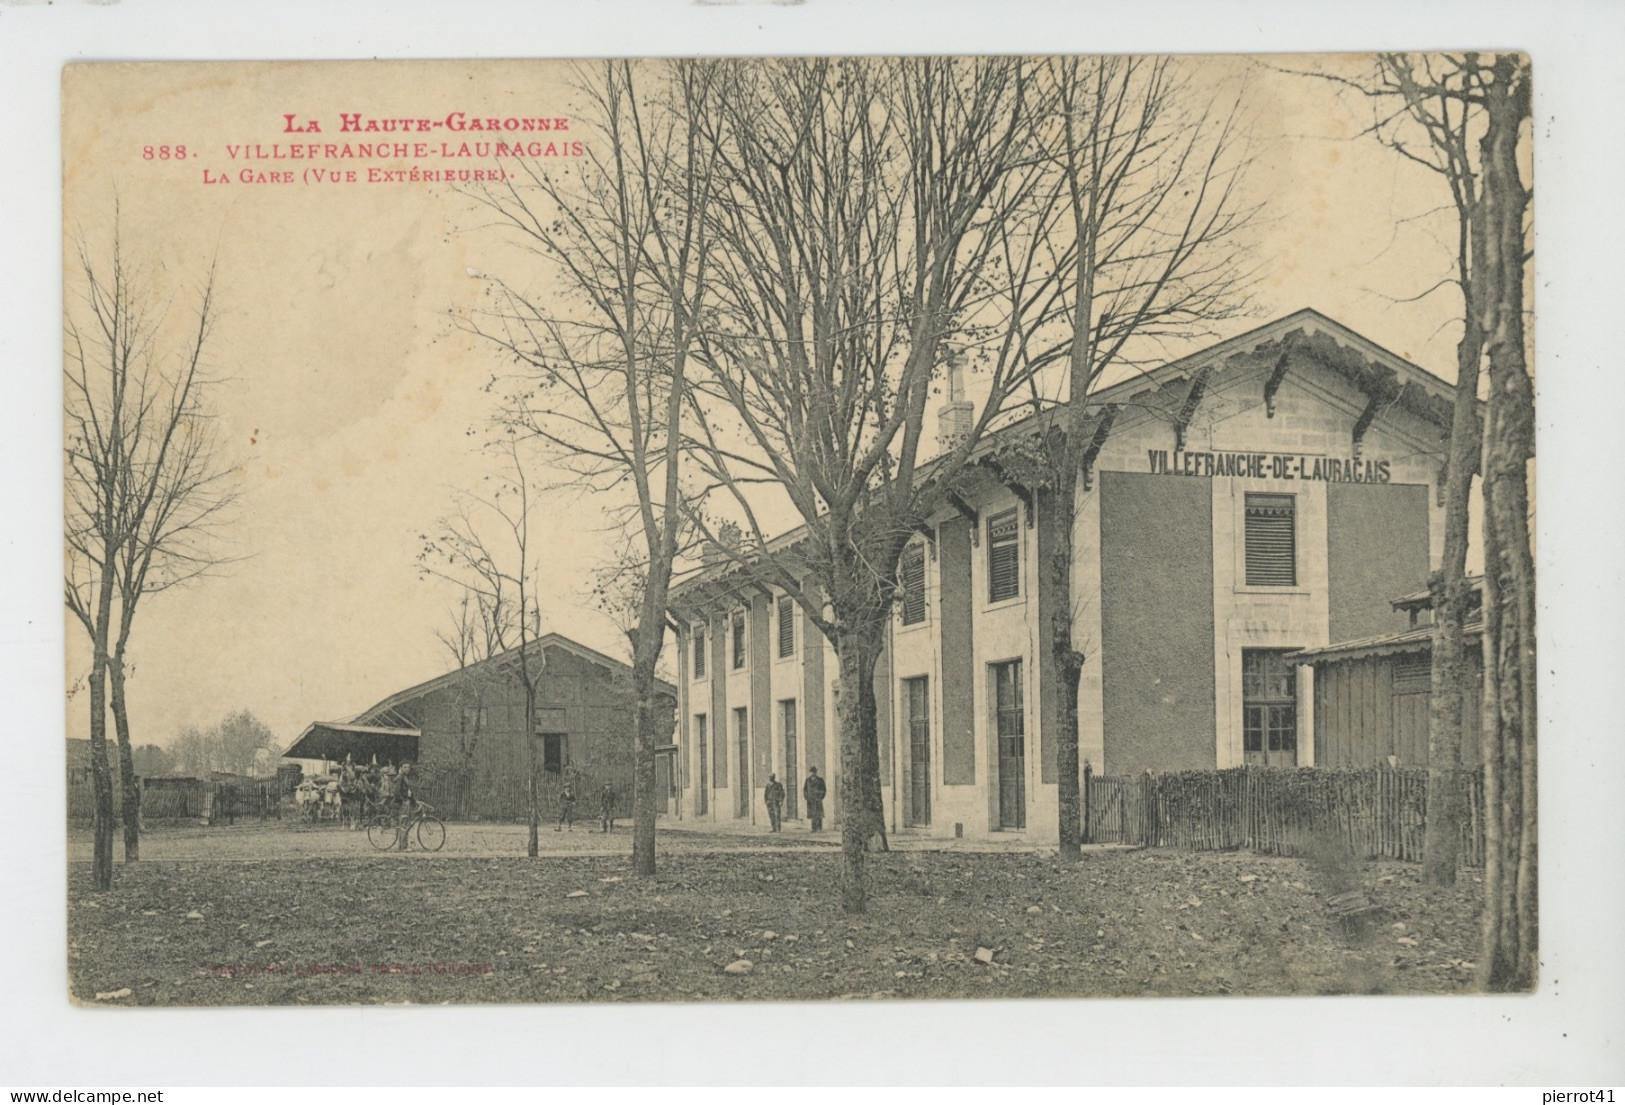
[701,520,744,569]
[937,348,974,451]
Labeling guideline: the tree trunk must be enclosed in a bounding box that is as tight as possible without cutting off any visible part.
[1422,310,1483,886]
[86,562,118,890]
[630,644,662,877]
[1475,58,1535,992]
[833,628,884,914]
[1045,477,1086,861]
[87,661,116,891]
[110,658,141,863]
[526,684,540,858]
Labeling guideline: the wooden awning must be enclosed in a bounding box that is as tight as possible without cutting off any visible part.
[283,722,420,765]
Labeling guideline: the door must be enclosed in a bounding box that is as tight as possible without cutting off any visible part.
[1242,649,1299,767]
[654,751,673,816]
[781,700,799,819]
[541,733,569,775]
[734,707,750,818]
[904,676,931,827]
[993,661,1026,829]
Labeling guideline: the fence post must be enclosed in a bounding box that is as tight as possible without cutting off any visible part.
[1082,761,1093,846]
[1140,770,1154,849]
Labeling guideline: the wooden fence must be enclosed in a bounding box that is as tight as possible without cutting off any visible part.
[68,776,281,826]
[416,763,629,824]
[1083,765,1484,865]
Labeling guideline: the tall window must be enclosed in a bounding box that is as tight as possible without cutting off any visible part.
[694,714,708,814]
[731,609,747,670]
[777,594,795,658]
[1242,649,1298,763]
[460,706,487,733]
[904,676,931,826]
[1244,493,1297,587]
[992,660,1026,829]
[692,627,706,679]
[780,699,799,819]
[900,544,927,625]
[734,707,751,817]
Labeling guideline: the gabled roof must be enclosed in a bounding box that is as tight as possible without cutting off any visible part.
[1085,307,1455,418]
[348,632,676,728]
[671,308,1459,600]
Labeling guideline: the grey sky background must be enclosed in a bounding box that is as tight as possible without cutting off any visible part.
[63,55,1469,750]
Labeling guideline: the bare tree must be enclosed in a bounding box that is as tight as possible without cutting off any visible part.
[65,225,238,885]
[1326,53,1489,889]
[1338,52,1535,988]
[459,60,718,876]
[679,57,1060,912]
[1012,56,1257,859]
[428,588,515,819]
[419,436,546,854]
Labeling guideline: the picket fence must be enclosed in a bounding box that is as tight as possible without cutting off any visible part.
[1083,765,1484,865]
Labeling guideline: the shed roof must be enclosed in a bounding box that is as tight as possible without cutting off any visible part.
[1291,623,1481,665]
[283,722,421,764]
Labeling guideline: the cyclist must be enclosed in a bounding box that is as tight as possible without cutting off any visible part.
[394,762,418,818]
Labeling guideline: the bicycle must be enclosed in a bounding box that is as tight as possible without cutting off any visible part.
[366,801,447,852]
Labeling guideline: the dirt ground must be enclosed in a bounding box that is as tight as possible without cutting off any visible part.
[66,823,1483,1006]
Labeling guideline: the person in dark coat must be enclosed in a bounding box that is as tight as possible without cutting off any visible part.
[763,774,785,832]
[599,783,616,833]
[803,766,827,832]
[556,781,577,831]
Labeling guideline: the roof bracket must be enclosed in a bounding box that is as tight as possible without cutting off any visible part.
[1351,383,1398,461]
[1263,348,1293,418]
[911,520,939,560]
[984,456,1036,528]
[1174,366,1212,449]
[1080,404,1120,492]
[945,490,981,545]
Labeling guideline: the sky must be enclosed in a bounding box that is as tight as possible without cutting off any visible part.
[60,55,1466,751]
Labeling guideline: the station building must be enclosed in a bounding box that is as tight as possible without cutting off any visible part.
[285,634,678,822]
[666,309,1460,841]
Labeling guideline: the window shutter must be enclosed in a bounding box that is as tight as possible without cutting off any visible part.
[1244,493,1296,587]
[988,511,1021,602]
[777,595,795,658]
[900,546,926,625]
[693,629,706,679]
[731,609,746,669]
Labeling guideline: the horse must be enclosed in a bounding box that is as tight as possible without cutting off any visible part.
[295,781,322,823]
[337,777,366,830]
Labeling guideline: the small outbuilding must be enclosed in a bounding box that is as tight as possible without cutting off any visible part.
[286,634,678,822]
[1292,583,1483,769]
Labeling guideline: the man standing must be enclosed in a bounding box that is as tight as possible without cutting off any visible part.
[598,783,616,833]
[803,766,826,833]
[556,780,577,832]
[763,774,785,832]
[393,762,417,851]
